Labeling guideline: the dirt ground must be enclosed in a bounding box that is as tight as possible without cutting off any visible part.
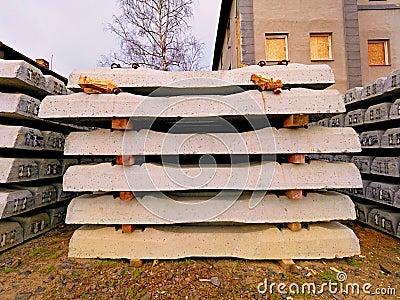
[0,222,399,300]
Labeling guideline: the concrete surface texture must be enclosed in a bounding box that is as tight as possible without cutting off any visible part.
[39,88,344,120]
[351,156,375,174]
[360,77,386,100]
[0,125,44,150]
[371,157,400,177]
[384,69,400,93]
[366,181,400,208]
[63,161,362,192]
[68,222,360,260]
[0,93,40,119]
[0,188,34,219]
[41,131,65,151]
[46,206,67,227]
[0,60,68,99]
[359,130,385,148]
[381,128,400,148]
[0,221,23,252]
[68,64,335,90]
[12,185,57,208]
[35,159,62,179]
[345,109,366,126]
[10,212,50,240]
[367,208,400,237]
[390,99,400,119]
[343,87,363,105]
[0,158,39,183]
[364,102,392,123]
[329,114,346,127]
[66,191,356,225]
[354,200,379,223]
[64,127,361,156]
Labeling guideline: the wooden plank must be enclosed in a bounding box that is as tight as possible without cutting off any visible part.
[282,115,309,128]
[119,192,134,202]
[78,76,122,94]
[278,259,296,271]
[111,118,134,130]
[287,154,306,164]
[285,190,303,200]
[122,224,136,234]
[115,155,136,166]
[287,222,302,232]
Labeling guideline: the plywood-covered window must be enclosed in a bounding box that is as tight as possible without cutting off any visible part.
[368,40,390,66]
[310,33,332,61]
[265,34,288,62]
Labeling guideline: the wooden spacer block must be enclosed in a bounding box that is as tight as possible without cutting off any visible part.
[130,259,143,268]
[287,154,306,164]
[285,190,303,200]
[122,224,136,234]
[116,155,136,166]
[111,118,134,130]
[278,259,296,272]
[287,222,302,232]
[282,114,309,128]
[119,191,134,201]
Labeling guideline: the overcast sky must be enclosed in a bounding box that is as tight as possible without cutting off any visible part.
[0,0,221,77]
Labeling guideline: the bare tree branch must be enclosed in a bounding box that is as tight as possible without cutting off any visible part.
[99,0,204,71]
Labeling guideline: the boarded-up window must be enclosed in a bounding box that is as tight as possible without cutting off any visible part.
[368,40,389,66]
[265,34,287,62]
[310,34,332,61]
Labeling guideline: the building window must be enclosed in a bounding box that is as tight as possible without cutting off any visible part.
[368,40,390,66]
[310,33,332,61]
[265,34,288,62]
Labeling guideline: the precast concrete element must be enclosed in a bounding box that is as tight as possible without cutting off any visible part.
[364,102,392,124]
[359,130,385,148]
[66,191,356,225]
[360,77,386,100]
[366,182,400,208]
[344,180,371,198]
[10,212,51,240]
[63,161,362,192]
[0,93,40,119]
[354,201,378,223]
[45,205,67,226]
[316,118,330,127]
[345,109,366,127]
[0,158,38,183]
[351,156,375,174]
[390,99,400,119]
[0,221,23,252]
[371,157,400,177]
[0,188,34,219]
[330,114,346,127]
[12,185,57,208]
[343,87,363,106]
[60,159,79,175]
[68,222,360,260]
[41,131,65,151]
[0,60,67,99]
[35,159,62,179]
[332,155,352,163]
[384,69,400,93]
[39,89,344,121]
[367,208,400,237]
[68,64,335,91]
[52,183,78,202]
[64,127,361,156]
[0,125,44,150]
[381,128,400,148]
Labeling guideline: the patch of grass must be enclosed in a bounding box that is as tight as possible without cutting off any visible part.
[28,247,60,259]
[133,268,140,278]
[348,257,362,267]
[320,272,337,283]
[392,247,400,254]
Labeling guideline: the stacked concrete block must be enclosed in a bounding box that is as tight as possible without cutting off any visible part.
[324,68,400,239]
[0,54,82,252]
[40,64,363,260]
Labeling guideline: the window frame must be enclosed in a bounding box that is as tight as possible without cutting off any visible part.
[309,33,333,61]
[265,33,289,62]
[368,39,390,66]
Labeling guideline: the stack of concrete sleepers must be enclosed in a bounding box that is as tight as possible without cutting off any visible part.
[311,69,400,239]
[39,64,363,260]
[0,56,81,252]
